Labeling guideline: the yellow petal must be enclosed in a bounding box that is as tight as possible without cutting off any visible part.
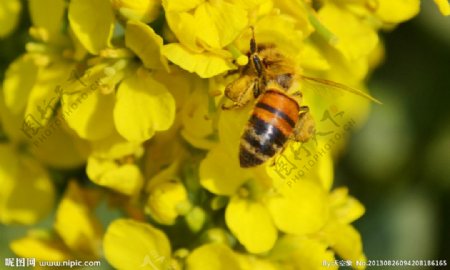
[68,0,115,54]
[112,0,161,23]
[225,196,277,253]
[125,21,169,71]
[3,55,39,114]
[30,116,90,169]
[0,144,54,225]
[62,67,116,140]
[29,0,66,41]
[114,68,175,142]
[236,13,305,59]
[329,187,365,224]
[24,61,73,127]
[272,0,312,36]
[90,131,143,159]
[300,42,330,71]
[0,89,28,141]
[180,81,216,149]
[0,0,21,38]
[319,4,378,61]
[237,254,278,270]
[217,96,252,154]
[153,67,193,111]
[322,222,365,265]
[194,1,247,49]
[164,11,203,52]
[200,144,251,196]
[162,0,204,12]
[265,179,329,235]
[434,0,450,16]
[162,43,235,78]
[86,157,143,195]
[10,230,72,261]
[104,219,172,270]
[270,235,337,270]
[142,122,186,178]
[375,0,420,23]
[186,243,241,270]
[317,150,334,191]
[54,181,102,258]
[266,140,335,191]
[64,90,116,140]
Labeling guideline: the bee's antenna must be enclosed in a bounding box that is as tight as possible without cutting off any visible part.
[250,26,256,54]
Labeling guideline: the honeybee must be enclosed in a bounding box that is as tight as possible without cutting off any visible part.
[223,28,380,168]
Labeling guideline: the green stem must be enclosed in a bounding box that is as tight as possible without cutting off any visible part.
[308,11,339,45]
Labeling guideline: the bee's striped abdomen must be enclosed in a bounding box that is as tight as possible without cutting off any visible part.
[239,90,300,167]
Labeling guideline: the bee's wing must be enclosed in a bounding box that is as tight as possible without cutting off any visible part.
[298,75,382,104]
[267,75,380,181]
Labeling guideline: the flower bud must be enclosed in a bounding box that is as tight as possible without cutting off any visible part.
[146,180,188,225]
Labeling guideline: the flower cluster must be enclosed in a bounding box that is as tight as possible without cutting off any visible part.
[0,0,447,269]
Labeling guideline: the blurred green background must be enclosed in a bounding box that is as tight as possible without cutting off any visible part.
[336,2,450,268]
[1,1,449,269]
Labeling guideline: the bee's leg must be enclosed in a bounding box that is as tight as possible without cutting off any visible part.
[292,106,315,142]
[224,63,243,77]
[269,141,290,167]
[253,80,263,98]
[299,105,308,112]
[292,91,302,97]
[222,79,260,110]
[225,69,240,77]
[269,158,276,167]
[221,103,237,110]
[221,92,253,110]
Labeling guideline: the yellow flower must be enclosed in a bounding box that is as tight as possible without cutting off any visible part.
[29,120,90,169]
[163,0,248,51]
[320,187,367,267]
[53,181,103,259]
[161,0,271,78]
[331,0,420,25]
[0,144,54,225]
[112,0,162,23]
[10,181,102,260]
[3,54,40,115]
[0,0,21,38]
[114,67,176,142]
[225,192,277,253]
[68,0,115,55]
[180,79,218,149]
[319,3,378,62]
[103,218,173,270]
[186,243,241,270]
[10,230,73,262]
[125,20,170,71]
[28,0,66,43]
[373,0,420,24]
[269,235,337,270]
[61,61,120,141]
[145,161,190,225]
[2,1,444,269]
[162,44,236,78]
[434,0,450,15]
[86,134,144,195]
